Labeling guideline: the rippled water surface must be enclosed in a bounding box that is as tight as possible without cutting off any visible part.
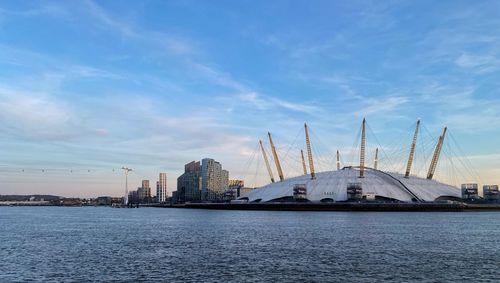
[1,207,500,282]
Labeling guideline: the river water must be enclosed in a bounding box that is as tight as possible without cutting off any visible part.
[1,207,499,282]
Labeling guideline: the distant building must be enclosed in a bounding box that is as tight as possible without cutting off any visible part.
[461,184,479,200]
[96,196,112,206]
[142,180,150,192]
[177,161,202,202]
[128,190,139,204]
[238,187,254,198]
[347,183,363,201]
[222,170,229,193]
[229,180,244,188]
[223,188,237,201]
[111,197,123,205]
[157,173,167,203]
[224,180,250,201]
[137,180,152,202]
[171,190,178,204]
[156,181,159,199]
[483,185,499,202]
[201,158,229,202]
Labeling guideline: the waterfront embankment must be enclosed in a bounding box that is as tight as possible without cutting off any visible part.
[152,202,500,212]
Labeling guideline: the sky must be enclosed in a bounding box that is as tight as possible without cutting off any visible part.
[0,0,499,197]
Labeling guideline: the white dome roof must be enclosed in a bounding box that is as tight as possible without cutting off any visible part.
[245,167,460,203]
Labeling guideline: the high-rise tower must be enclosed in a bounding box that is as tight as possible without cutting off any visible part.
[201,158,229,201]
[157,173,167,203]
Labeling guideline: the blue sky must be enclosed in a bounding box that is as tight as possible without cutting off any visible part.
[0,0,499,197]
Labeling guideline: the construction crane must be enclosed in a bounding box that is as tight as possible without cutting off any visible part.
[336,150,341,170]
[405,119,420,178]
[259,140,275,183]
[427,127,447,180]
[359,118,366,178]
[304,123,316,180]
[121,167,133,204]
[268,132,285,181]
[374,148,379,170]
[300,149,308,175]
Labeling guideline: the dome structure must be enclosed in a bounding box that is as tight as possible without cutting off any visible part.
[245,119,465,203]
[243,167,461,203]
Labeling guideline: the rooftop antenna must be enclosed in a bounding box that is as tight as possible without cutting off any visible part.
[121,167,133,204]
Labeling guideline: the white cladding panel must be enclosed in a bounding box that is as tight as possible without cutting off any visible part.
[245,168,460,202]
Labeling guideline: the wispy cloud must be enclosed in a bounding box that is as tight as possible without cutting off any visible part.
[81,0,195,56]
[455,53,500,74]
[70,65,124,80]
[189,62,247,92]
[0,44,124,82]
[0,4,68,18]
[189,61,324,116]
[355,96,409,117]
[0,87,74,140]
[413,82,500,132]
[82,0,137,37]
[237,92,319,114]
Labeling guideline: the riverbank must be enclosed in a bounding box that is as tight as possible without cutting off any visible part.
[152,202,500,212]
[5,201,500,211]
[0,201,52,206]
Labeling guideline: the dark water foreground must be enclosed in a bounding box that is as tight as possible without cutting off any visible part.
[1,207,499,282]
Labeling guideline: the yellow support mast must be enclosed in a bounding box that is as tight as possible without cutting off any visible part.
[427,127,447,180]
[304,123,316,180]
[374,148,379,170]
[405,119,420,178]
[268,132,285,181]
[259,140,275,183]
[336,150,341,170]
[359,118,366,178]
[300,149,308,175]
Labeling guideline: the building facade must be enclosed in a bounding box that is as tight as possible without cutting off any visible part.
[229,180,244,188]
[201,158,229,202]
[142,180,150,191]
[136,180,152,203]
[157,173,168,203]
[128,190,139,204]
[461,183,479,200]
[177,161,202,202]
[483,185,499,201]
[223,179,248,201]
[222,170,229,192]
